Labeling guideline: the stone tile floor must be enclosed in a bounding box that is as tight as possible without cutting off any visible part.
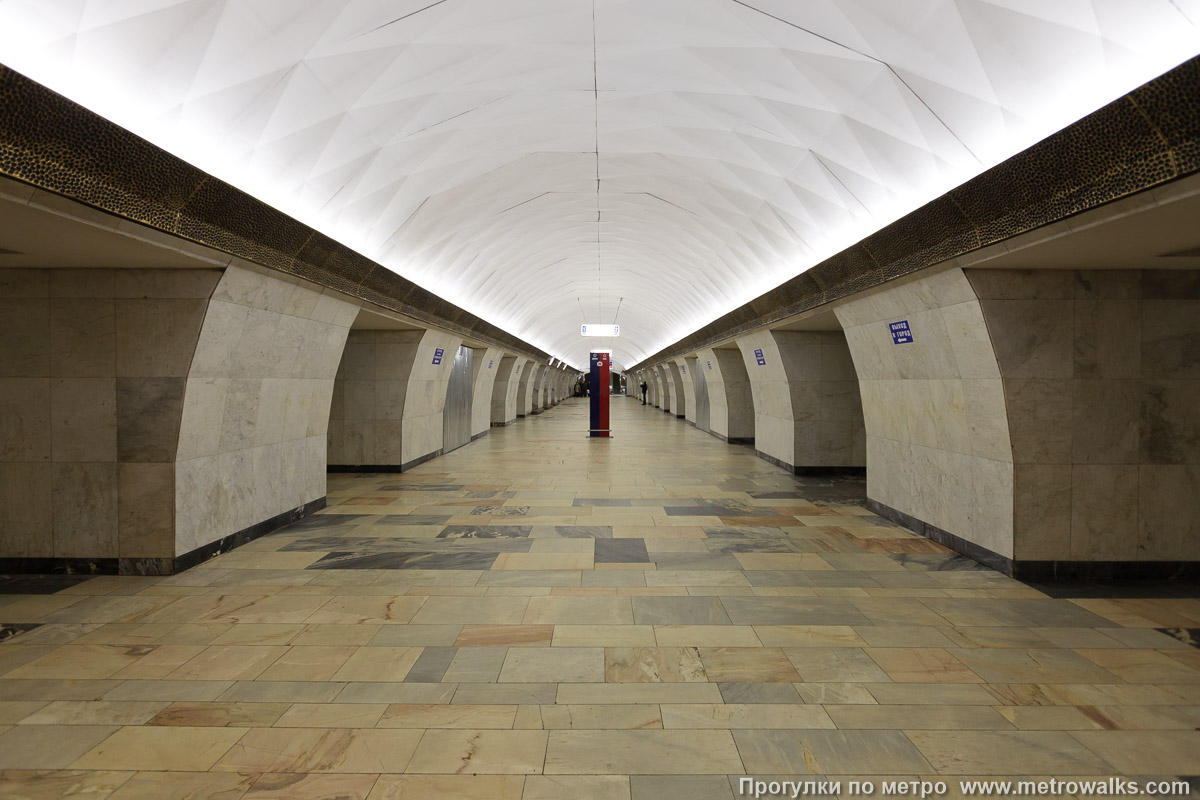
[0,399,1198,798]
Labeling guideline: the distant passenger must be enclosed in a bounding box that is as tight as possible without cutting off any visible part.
[640,381,648,405]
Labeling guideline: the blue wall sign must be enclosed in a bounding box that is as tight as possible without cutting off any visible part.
[680,364,686,374]
[754,348,766,366]
[488,359,494,369]
[706,360,712,370]
[889,320,913,345]
[432,347,445,365]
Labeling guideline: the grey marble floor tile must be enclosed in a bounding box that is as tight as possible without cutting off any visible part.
[632,597,732,625]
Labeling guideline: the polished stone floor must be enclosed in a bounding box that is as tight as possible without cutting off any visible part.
[1,398,1198,799]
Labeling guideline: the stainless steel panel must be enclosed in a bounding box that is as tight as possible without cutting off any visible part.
[442,346,473,453]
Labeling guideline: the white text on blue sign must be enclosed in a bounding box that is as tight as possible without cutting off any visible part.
[889,320,913,345]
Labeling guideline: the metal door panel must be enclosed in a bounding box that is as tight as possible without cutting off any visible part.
[442,346,473,453]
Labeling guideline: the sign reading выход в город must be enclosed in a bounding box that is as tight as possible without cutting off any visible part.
[889,320,913,344]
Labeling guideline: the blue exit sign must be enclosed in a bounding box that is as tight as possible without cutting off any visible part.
[753,348,766,366]
[889,320,913,344]
[432,347,445,364]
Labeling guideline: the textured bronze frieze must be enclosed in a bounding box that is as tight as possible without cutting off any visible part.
[0,65,552,363]
[631,56,1200,371]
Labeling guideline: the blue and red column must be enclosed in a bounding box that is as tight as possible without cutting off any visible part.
[589,352,610,437]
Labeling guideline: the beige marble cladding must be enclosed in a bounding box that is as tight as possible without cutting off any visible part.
[516,361,535,416]
[176,264,359,557]
[0,267,220,560]
[653,366,669,412]
[666,361,688,418]
[470,347,503,437]
[736,329,866,470]
[327,327,464,468]
[835,268,1015,559]
[491,357,526,424]
[698,348,754,441]
[967,269,1200,562]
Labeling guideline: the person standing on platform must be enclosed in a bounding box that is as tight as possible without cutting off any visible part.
[640,380,648,405]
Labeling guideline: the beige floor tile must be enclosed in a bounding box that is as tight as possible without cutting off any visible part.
[523,596,634,625]
[275,702,388,728]
[146,701,290,727]
[5,644,154,680]
[367,774,524,799]
[556,683,723,704]
[553,625,656,647]
[645,571,748,586]
[305,596,426,625]
[377,703,517,729]
[205,623,302,647]
[455,624,554,647]
[908,730,1111,775]
[103,770,254,799]
[257,645,358,681]
[994,705,1104,730]
[697,647,800,682]
[605,647,707,682]
[0,724,120,769]
[109,644,208,679]
[544,730,743,774]
[826,704,1012,730]
[493,553,595,571]
[202,595,332,624]
[661,702,834,729]
[331,647,423,681]
[295,622,384,645]
[17,699,167,726]
[853,625,956,648]
[405,729,548,774]
[653,625,762,647]
[865,647,983,683]
[411,597,530,625]
[524,775,631,800]
[0,769,134,799]
[0,700,48,723]
[1074,648,1200,684]
[734,729,931,774]
[733,553,834,571]
[1070,730,1200,773]
[215,727,423,772]
[539,704,663,730]
[500,647,605,682]
[73,725,247,771]
[245,773,380,800]
[793,682,877,704]
[753,625,864,647]
[165,644,288,681]
[785,647,892,683]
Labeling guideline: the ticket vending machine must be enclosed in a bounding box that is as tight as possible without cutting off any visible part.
[589,351,610,437]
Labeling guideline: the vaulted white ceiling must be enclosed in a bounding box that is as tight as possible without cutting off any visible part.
[1,0,1197,369]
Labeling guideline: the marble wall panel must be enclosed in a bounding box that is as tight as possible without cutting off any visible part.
[964,268,1200,563]
[177,264,357,556]
[665,362,686,418]
[491,356,524,424]
[837,268,1014,559]
[696,351,726,436]
[736,329,865,469]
